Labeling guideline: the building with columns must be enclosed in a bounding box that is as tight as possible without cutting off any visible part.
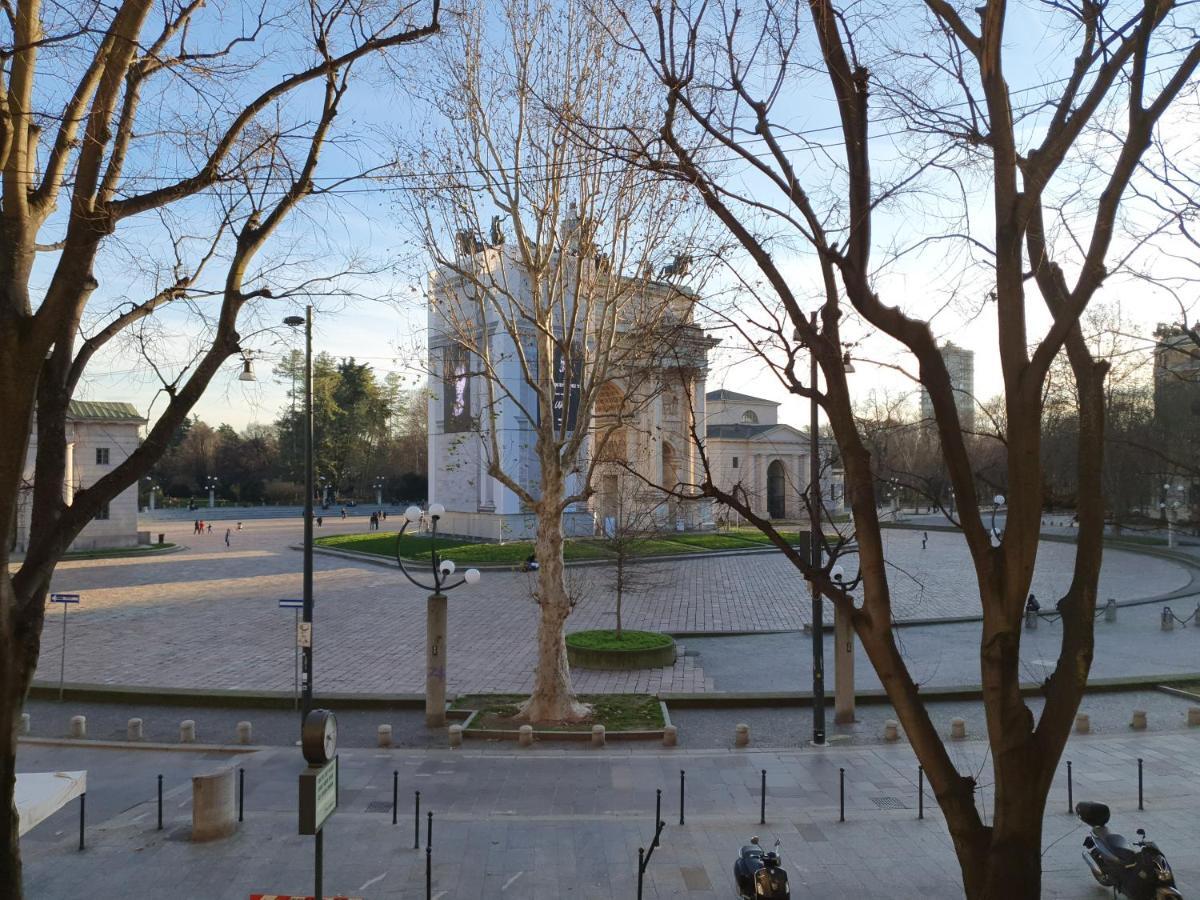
[426,232,716,541]
[14,400,145,553]
[703,389,841,522]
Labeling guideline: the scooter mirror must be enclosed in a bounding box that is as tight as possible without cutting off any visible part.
[1137,828,1146,838]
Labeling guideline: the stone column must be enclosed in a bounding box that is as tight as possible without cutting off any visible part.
[426,593,448,727]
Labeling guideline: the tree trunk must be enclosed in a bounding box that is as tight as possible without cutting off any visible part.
[1,574,41,899]
[518,510,588,722]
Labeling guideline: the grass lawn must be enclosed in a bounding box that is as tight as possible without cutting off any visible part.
[565,629,673,651]
[453,693,664,731]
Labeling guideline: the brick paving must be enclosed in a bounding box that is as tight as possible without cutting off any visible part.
[31,517,1195,695]
[16,730,1200,897]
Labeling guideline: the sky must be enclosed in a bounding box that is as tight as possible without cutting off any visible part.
[55,0,1200,435]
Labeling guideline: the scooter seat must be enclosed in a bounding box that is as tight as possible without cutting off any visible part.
[1094,828,1137,862]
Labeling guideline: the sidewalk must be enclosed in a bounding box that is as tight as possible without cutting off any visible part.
[17,732,1200,898]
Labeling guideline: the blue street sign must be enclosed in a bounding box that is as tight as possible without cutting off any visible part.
[50,593,81,604]
[278,599,303,609]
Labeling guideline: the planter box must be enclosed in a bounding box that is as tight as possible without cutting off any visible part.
[566,639,677,670]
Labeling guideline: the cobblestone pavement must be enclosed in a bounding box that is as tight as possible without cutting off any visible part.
[31,517,1196,695]
[17,730,1200,897]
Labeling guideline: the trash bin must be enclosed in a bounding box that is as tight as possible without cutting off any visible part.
[158,533,165,545]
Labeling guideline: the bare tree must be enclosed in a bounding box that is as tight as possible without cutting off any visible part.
[606,1,1200,896]
[398,0,707,721]
[0,1,439,889]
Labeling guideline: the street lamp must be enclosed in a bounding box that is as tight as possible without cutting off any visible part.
[373,476,386,508]
[284,309,314,722]
[204,475,219,509]
[991,494,1005,543]
[394,503,480,727]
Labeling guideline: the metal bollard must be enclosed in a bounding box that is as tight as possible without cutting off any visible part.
[238,767,244,822]
[425,844,432,900]
[413,791,420,850]
[679,769,686,825]
[1067,761,1073,814]
[157,774,163,830]
[1104,599,1117,623]
[392,771,399,825]
[654,789,662,848]
[760,769,767,825]
[1162,607,1174,631]
[1138,758,1144,810]
[78,793,85,851]
[637,847,645,900]
[917,766,924,820]
[426,810,432,849]
[839,768,845,822]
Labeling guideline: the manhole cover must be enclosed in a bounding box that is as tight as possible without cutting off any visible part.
[870,796,906,810]
[366,800,393,813]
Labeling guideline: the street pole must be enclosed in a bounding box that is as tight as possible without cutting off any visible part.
[809,309,826,746]
[302,305,314,721]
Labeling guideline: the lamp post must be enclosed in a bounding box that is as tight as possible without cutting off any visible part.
[991,494,1006,544]
[394,503,480,727]
[373,476,386,508]
[806,311,827,745]
[205,475,219,509]
[285,309,314,721]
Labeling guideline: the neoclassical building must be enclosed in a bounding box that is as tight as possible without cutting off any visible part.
[426,225,716,540]
[703,389,841,522]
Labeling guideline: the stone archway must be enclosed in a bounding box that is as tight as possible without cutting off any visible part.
[767,459,786,519]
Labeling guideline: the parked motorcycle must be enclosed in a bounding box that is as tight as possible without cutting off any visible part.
[734,837,790,899]
[1076,801,1182,899]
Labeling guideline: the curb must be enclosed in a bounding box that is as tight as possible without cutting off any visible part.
[17,735,267,754]
[27,681,427,710]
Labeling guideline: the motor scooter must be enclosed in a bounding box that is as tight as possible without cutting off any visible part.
[733,837,790,899]
[1076,801,1183,899]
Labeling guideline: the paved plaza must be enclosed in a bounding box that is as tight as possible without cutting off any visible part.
[30,517,1200,696]
[16,730,1200,898]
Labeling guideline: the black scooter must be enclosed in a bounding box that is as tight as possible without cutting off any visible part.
[734,837,790,899]
[1077,801,1182,899]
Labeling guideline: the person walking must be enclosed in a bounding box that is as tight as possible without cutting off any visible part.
[225,528,231,549]
[207,522,213,534]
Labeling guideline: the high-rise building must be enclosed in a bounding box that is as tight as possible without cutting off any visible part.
[919,341,975,431]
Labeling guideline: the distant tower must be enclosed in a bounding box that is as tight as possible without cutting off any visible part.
[919,342,975,431]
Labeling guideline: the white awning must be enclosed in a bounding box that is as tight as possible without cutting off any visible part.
[15,771,86,837]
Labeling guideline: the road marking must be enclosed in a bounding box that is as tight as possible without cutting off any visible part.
[432,892,447,900]
[501,872,524,892]
[358,872,387,891]
[132,813,146,824]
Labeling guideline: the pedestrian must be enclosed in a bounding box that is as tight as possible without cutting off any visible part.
[225,528,231,548]
[921,531,928,550]
[198,519,204,534]
[1026,593,1040,613]
[207,522,213,534]
[193,519,200,535]
[369,512,378,531]
[317,515,323,527]
[382,509,387,521]
[340,507,347,520]
[236,521,243,531]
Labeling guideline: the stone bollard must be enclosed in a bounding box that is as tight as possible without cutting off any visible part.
[19,713,30,736]
[191,767,237,842]
[1104,599,1117,623]
[735,723,750,747]
[236,721,252,745]
[448,724,463,748]
[1162,607,1174,631]
[1130,709,1147,730]
[591,724,605,748]
[662,724,677,747]
[1024,609,1038,630]
[69,715,86,739]
[1188,707,1200,727]
[950,718,967,740]
[377,724,392,748]
[127,718,143,741]
[883,719,900,742]
[518,724,534,748]
[180,720,196,743]
[1075,713,1090,734]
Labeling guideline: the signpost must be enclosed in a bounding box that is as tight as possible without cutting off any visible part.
[279,599,303,709]
[49,593,80,702]
[299,710,339,900]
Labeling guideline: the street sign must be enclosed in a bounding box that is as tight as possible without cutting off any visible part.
[297,621,312,648]
[50,593,80,604]
[298,755,338,835]
[278,599,303,609]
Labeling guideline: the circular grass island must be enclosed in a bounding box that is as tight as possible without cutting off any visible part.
[565,629,677,670]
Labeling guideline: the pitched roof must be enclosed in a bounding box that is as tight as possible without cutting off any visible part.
[706,423,812,441]
[705,388,779,405]
[67,400,145,422]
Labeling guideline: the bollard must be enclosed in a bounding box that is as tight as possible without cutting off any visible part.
[157,774,163,830]
[1066,761,1073,814]
[69,715,86,739]
[19,713,30,736]
[591,724,605,748]
[1138,758,1144,810]
[883,719,899,742]
[1075,713,1090,734]
[662,724,677,747]
[679,769,686,825]
[392,771,399,825]
[654,789,662,848]
[518,724,534,747]
[426,809,432,849]
[377,724,393,748]
[917,766,924,820]
[1024,608,1038,630]
[1162,607,1174,631]
[448,724,463,748]
[127,718,143,741]
[734,723,750,747]
[179,720,196,743]
[839,768,845,822]
[236,721,252,745]
[79,793,85,850]
[760,769,767,825]
[1131,709,1147,730]
[950,717,967,740]
[1104,599,1117,623]
[1188,707,1200,727]
[426,844,432,900]
[238,767,244,822]
[413,791,420,850]
[637,847,645,900]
